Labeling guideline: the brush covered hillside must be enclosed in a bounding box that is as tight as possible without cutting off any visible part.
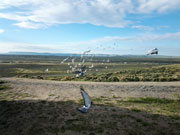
[0,55,180,82]
[50,64,180,82]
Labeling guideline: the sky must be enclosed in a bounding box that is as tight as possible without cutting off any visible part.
[0,0,180,56]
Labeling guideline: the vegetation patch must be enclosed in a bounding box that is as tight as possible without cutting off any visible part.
[0,85,9,90]
[1,55,180,82]
[0,81,9,91]
[126,97,175,104]
[0,81,6,84]
[47,64,180,82]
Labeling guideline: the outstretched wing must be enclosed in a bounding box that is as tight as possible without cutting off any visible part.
[81,66,86,72]
[73,71,81,74]
[80,90,92,107]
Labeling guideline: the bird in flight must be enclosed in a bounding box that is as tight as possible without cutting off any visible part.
[77,86,92,113]
[73,66,86,77]
[147,48,158,55]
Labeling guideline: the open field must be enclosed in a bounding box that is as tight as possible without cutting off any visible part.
[1,55,180,134]
[0,78,180,135]
[0,55,180,82]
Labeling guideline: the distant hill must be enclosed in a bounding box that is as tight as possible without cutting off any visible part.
[0,52,179,58]
[6,52,118,57]
[7,52,81,56]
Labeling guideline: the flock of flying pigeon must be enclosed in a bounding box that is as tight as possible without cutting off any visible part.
[60,47,159,78]
[46,47,159,113]
[60,49,111,78]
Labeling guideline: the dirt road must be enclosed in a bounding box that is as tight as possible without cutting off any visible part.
[1,77,180,100]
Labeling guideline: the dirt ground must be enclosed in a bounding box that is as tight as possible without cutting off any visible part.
[0,78,180,135]
[1,77,180,100]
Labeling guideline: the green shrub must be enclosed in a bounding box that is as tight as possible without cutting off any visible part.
[108,76,119,82]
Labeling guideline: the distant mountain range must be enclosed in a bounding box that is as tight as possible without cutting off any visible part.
[4,52,118,57]
[0,52,179,58]
[7,52,82,56]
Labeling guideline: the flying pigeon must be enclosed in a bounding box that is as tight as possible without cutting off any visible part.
[77,87,92,113]
[147,48,158,55]
[89,64,94,69]
[72,59,75,64]
[81,50,91,58]
[61,57,69,63]
[73,66,86,77]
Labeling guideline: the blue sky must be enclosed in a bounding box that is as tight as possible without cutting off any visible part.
[0,0,180,56]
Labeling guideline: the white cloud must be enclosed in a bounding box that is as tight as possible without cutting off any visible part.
[13,21,46,29]
[131,25,170,31]
[91,31,180,43]
[0,29,5,33]
[0,31,179,53]
[0,0,180,29]
[132,25,154,31]
[0,0,133,29]
[137,0,180,13]
[0,42,65,53]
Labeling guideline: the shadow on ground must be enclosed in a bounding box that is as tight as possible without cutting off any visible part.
[0,99,180,135]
